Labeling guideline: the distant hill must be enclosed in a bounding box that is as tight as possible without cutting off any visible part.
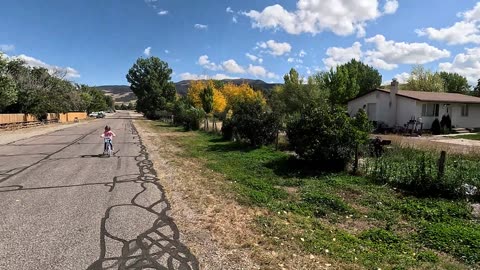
[96,85,137,104]
[97,79,281,103]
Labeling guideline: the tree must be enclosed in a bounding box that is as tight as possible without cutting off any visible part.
[200,86,214,130]
[0,53,17,112]
[321,66,359,106]
[406,65,444,92]
[473,79,480,97]
[438,72,470,94]
[126,57,176,119]
[104,95,115,110]
[341,59,382,96]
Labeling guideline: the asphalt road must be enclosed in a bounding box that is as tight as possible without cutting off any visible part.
[0,111,198,270]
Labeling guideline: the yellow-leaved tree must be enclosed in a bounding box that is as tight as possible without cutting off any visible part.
[186,80,228,131]
[220,83,266,112]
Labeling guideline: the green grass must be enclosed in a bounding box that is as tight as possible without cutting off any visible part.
[452,133,480,141]
[149,122,477,269]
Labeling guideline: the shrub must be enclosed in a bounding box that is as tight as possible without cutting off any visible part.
[440,114,452,132]
[171,99,204,131]
[286,106,370,171]
[182,107,204,131]
[431,118,441,135]
[227,99,280,146]
[221,118,234,140]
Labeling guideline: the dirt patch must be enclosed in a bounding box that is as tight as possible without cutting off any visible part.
[134,120,339,270]
[378,134,480,155]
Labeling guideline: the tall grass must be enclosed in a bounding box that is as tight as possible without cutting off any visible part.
[365,147,480,201]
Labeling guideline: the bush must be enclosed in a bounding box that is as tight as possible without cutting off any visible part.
[440,114,452,132]
[431,118,441,135]
[286,106,369,171]
[221,118,234,140]
[172,99,204,131]
[226,99,280,146]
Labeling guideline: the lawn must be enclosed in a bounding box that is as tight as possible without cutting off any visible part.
[452,133,480,141]
[150,122,478,270]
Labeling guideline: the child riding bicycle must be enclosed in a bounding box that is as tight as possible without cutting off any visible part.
[101,125,116,153]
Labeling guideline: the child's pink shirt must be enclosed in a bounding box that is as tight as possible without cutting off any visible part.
[102,131,116,140]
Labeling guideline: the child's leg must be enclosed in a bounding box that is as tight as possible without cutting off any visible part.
[110,141,114,151]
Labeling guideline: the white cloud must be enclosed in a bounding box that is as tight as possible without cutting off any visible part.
[393,72,410,83]
[459,2,480,21]
[416,21,480,45]
[197,55,222,71]
[179,72,238,80]
[258,58,264,64]
[226,7,234,13]
[157,10,168,16]
[439,47,480,84]
[245,53,258,62]
[247,64,279,79]
[232,16,238,23]
[257,40,292,56]
[416,3,480,45]
[287,57,303,64]
[165,50,170,54]
[383,0,399,14]
[244,0,398,36]
[194,24,208,30]
[222,59,246,74]
[323,42,362,69]
[13,54,80,79]
[299,49,307,57]
[364,35,450,70]
[0,44,15,52]
[144,47,151,56]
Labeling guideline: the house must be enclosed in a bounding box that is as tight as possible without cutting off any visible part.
[348,80,480,130]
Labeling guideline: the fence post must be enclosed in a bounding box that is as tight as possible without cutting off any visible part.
[438,151,446,179]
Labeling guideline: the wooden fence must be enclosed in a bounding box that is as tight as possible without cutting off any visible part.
[0,112,87,130]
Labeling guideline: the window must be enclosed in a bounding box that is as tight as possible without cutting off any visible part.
[421,104,439,117]
[461,104,469,117]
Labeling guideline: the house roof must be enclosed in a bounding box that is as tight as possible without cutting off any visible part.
[372,88,480,104]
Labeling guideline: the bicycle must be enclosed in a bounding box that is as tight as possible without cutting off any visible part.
[103,138,113,157]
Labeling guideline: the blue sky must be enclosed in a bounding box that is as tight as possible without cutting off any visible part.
[2,0,480,86]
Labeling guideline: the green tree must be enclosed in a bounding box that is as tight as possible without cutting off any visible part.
[474,79,480,97]
[104,95,115,110]
[0,53,17,112]
[406,65,444,92]
[438,72,470,94]
[341,59,382,96]
[126,57,176,119]
[200,86,214,130]
[271,68,326,117]
[322,66,359,106]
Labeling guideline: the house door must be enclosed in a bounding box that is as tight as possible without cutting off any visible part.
[367,103,377,121]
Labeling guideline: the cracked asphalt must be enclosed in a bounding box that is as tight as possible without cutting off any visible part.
[0,111,198,270]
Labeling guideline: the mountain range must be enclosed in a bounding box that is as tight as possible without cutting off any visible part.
[97,79,281,104]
